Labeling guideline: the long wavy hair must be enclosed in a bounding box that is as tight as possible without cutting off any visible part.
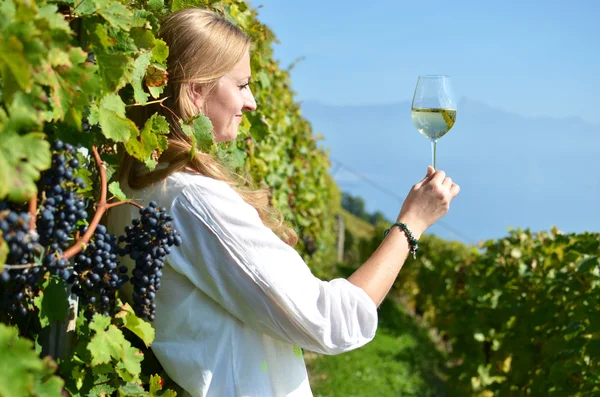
[120,8,298,246]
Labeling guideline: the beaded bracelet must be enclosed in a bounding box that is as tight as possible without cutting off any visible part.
[383,222,419,259]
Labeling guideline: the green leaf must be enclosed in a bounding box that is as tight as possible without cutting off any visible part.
[88,324,126,365]
[131,28,155,50]
[132,52,152,104]
[0,324,64,397]
[577,256,599,273]
[147,0,164,12]
[188,114,215,154]
[0,132,51,201]
[37,4,72,34]
[93,0,133,31]
[216,142,247,171]
[86,22,134,93]
[89,314,111,334]
[118,382,146,396]
[124,113,169,162]
[117,303,155,347]
[89,382,117,397]
[0,35,32,92]
[119,346,143,378]
[171,0,205,12]
[108,181,127,201]
[257,70,271,89]
[151,39,169,63]
[98,93,138,142]
[33,277,69,328]
[0,235,7,269]
[148,85,165,99]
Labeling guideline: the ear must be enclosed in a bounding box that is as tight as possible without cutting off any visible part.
[188,83,204,109]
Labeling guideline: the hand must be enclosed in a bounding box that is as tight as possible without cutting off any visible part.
[396,166,460,238]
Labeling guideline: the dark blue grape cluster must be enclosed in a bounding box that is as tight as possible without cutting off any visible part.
[36,140,88,252]
[72,225,129,318]
[0,207,44,316]
[119,201,181,321]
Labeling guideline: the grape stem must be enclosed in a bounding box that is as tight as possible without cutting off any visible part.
[28,195,37,232]
[4,145,143,270]
[62,146,142,259]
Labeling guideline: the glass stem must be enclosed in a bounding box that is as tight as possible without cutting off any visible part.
[431,139,437,169]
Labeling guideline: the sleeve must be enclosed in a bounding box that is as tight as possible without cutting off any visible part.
[165,177,378,355]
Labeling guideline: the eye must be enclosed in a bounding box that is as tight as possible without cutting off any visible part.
[238,83,250,90]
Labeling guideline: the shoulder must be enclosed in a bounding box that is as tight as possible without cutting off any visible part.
[168,172,244,205]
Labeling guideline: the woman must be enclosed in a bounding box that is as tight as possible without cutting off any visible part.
[108,7,460,397]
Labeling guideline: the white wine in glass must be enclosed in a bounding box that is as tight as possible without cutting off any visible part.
[411,75,457,169]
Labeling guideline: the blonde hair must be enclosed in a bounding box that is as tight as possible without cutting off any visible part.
[122,8,298,246]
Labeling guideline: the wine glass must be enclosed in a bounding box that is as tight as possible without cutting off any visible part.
[411,75,457,169]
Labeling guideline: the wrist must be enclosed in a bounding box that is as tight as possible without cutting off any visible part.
[395,215,426,240]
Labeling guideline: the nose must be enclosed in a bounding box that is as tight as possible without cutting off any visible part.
[243,88,257,112]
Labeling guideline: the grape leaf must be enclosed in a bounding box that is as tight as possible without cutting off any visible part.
[0,324,64,397]
[150,374,176,397]
[108,181,127,201]
[124,113,169,162]
[0,132,51,201]
[151,39,169,64]
[89,314,111,334]
[93,0,133,31]
[89,382,117,397]
[118,383,147,396]
[116,303,155,347]
[0,235,7,269]
[118,346,143,378]
[85,22,134,93]
[0,35,32,92]
[148,85,165,99]
[36,4,72,34]
[189,114,216,154]
[74,0,96,15]
[33,277,69,328]
[577,256,599,273]
[98,93,138,142]
[131,52,152,104]
[171,0,205,12]
[145,64,168,87]
[88,324,127,365]
[216,142,247,171]
[147,0,164,12]
[130,28,155,50]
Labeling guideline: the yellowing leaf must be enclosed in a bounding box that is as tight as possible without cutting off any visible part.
[0,36,31,92]
[98,93,138,142]
[118,303,155,348]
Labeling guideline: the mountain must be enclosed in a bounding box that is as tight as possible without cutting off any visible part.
[299,99,600,243]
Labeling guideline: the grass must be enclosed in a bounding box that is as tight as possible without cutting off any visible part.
[340,209,375,240]
[306,265,450,397]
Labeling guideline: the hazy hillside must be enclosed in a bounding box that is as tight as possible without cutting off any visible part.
[300,98,600,243]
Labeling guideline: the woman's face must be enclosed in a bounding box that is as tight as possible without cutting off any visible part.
[202,50,257,142]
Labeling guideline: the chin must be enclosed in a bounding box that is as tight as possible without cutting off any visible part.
[214,129,238,143]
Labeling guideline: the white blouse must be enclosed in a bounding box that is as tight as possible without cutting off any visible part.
[107,172,378,397]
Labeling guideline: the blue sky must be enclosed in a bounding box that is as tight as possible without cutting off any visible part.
[254,0,600,124]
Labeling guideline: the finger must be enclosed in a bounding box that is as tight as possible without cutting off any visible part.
[415,166,436,188]
[430,170,446,185]
[426,165,435,178]
[450,183,460,197]
[442,177,453,188]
